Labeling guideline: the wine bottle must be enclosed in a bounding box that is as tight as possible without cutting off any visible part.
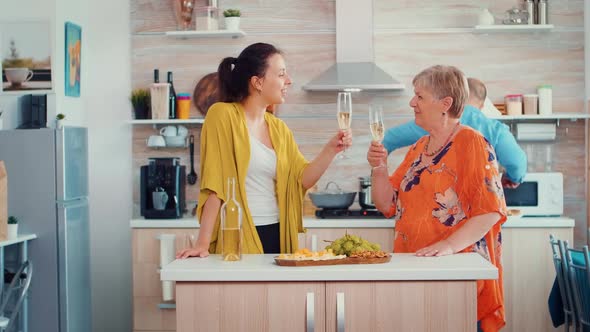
[167,71,177,119]
[153,69,159,83]
[220,177,243,261]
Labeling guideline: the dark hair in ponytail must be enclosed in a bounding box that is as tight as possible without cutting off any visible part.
[218,43,282,103]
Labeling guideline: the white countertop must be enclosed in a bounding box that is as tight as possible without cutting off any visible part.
[131,216,574,229]
[160,253,497,282]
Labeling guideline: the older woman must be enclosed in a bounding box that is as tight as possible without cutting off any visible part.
[367,65,507,332]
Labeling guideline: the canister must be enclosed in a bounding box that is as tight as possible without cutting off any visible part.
[177,93,191,119]
[505,94,523,116]
[537,85,552,115]
[195,6,219,30]
[523,94,538,115]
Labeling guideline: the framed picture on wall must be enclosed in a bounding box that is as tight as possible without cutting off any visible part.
[65,21,81,97]
[0,20,53,93]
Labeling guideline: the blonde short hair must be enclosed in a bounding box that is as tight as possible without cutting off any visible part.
[412,65,468,118]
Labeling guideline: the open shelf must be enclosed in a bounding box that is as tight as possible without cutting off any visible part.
[473,24,554,33]
[489,113,590,120]
[128,118,204,125]
[164,30,245,39]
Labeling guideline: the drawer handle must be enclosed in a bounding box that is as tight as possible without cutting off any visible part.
[337,292,345,332]
[306,292,315,332]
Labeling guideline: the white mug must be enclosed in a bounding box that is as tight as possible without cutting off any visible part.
[176,125,188,137]
[159,125,178,137]
[147,135,166,147]
[4,68,34,85]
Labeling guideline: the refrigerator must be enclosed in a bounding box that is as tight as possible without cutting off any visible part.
[0,127,91,332]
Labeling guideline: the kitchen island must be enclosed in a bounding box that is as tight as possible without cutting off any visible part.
[161,253,497,332]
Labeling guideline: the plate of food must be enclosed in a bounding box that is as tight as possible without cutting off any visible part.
[274,234,391,267]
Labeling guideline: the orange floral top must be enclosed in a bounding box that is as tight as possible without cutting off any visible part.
[386,127,507,332]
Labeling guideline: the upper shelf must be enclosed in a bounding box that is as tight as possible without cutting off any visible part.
[164,30,245,38]
[489,113,590,120]
[128,119,204,125]
[473,24,554,33]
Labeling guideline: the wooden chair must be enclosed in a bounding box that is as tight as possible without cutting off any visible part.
[550,235,578,331]
[565,244,590,332]
[0,261,32,332]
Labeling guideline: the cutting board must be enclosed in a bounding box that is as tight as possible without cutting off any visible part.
[274,255,391,267]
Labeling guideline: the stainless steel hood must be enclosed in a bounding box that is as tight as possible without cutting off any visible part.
[302,0,405,92]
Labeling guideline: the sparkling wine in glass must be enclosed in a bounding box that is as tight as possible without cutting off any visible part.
[369,105,384,142]
[337,92,352,158]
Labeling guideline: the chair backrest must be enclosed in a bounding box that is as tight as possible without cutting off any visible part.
[565,245,590,328]
[0,260,33,332]
[549,235,577,319]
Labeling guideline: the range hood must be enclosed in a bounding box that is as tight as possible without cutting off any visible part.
[302,0,405,92]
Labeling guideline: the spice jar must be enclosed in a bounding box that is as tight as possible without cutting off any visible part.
[195,6,219,31]
[505,94,523,116]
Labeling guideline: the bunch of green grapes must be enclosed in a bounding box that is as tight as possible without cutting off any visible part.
[325,234,381,256]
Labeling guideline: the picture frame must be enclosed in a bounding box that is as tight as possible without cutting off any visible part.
[1,20,53,93]
[64,21,81,97]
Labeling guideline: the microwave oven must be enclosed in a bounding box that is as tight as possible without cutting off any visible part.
[503,172,563,217]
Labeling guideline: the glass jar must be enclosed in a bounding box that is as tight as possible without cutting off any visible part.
[220,177,242,261]
[195,6,219,31]
[505,94,523,116]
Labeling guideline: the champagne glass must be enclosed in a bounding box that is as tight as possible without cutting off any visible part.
[337,92,352,159]
[369,105,384,142]
[369,105,385,167]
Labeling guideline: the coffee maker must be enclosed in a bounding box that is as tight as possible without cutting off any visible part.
[140,157,186,219]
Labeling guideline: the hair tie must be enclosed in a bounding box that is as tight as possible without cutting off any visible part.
[232,58,238,65]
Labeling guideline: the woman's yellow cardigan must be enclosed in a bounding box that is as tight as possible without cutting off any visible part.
[197,102,309,254]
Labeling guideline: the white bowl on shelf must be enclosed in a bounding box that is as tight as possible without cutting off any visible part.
[164,136,186,147]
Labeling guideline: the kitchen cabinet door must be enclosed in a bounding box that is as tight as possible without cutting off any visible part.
[325,281,477,332]
[132,228,199,331]
[502,227,573,332]
[176,281,325,332]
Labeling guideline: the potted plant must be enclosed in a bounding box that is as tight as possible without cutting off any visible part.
[2,39,34,88]
[130,89,151,119]
[223,9,241,31]
[7,216,18,239]
[56,113,65,130]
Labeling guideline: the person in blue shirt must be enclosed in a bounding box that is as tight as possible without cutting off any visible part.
[382,78,527,188]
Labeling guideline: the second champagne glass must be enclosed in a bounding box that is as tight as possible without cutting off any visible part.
[369,105,384,142]
[337,92,352,159]
[369,105,385,168]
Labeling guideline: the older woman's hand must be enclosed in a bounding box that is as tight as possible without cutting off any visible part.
[367,141,388,168]
[415,239,455,257]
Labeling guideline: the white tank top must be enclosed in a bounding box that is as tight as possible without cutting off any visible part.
[245,134,279,226]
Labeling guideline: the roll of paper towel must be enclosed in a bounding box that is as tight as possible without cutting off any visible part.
[158,234,176,301]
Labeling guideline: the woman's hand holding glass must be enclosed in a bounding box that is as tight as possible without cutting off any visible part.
[327,129,352,156]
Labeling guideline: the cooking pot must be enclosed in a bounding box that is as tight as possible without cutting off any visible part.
[309,182,356,209]
[358,176,375,209]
